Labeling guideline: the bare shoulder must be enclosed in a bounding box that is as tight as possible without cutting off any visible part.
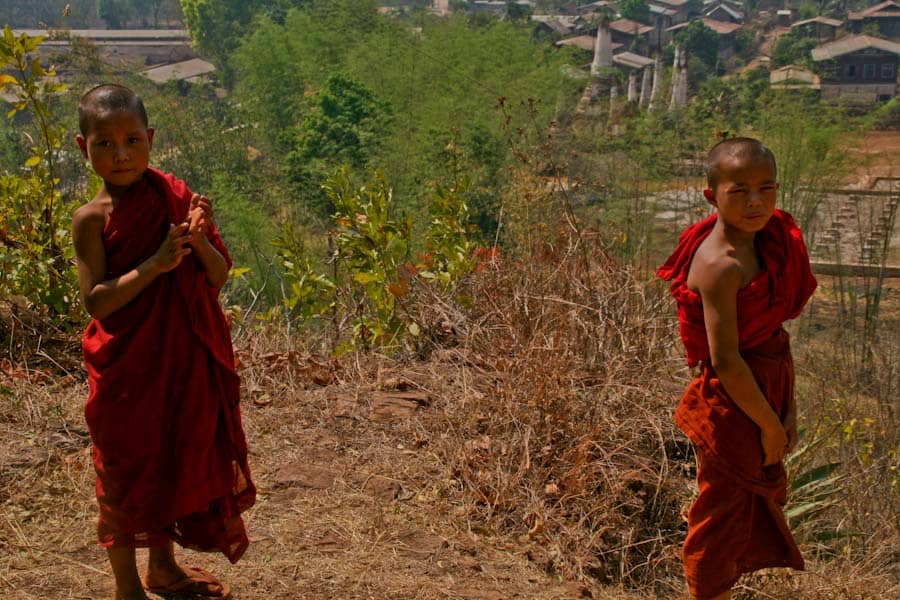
[72,193,111,238]
[687,239,743,298]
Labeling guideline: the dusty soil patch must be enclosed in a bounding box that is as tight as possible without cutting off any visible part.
[0,357,647,600]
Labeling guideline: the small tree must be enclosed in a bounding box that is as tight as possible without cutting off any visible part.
[96,0,136,28]
[771,33,818,68]
[0,27,79,320]
[675,20,719,71]
[619,0,652,24]
[284,74,390,218]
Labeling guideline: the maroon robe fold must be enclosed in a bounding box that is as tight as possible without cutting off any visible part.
[82,168,255,563]
[657,209,816,599]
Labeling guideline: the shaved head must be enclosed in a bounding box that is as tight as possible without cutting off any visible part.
[78,84,148,136]
[705,137,776,189]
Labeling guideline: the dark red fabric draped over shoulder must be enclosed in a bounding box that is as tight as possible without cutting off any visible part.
[657,209,817,368]
[82,168,255,563]
[657,209,816,599]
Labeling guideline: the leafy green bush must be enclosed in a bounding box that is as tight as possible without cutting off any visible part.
[0,27,80,323]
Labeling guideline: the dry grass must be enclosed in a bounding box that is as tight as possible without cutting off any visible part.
[1,225,898,599]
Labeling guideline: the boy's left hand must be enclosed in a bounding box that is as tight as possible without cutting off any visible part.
[784,409,799,455]
[186,193,214,244]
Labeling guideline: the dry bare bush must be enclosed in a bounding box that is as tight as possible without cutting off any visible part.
[782,276,900,599]
[413,215,692,596]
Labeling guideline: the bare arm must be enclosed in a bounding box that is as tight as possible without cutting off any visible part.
[186,193,229,289]
[695,257,788,466]
[73,205,192,320]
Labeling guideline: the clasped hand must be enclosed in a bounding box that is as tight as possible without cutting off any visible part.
[187,193,214,241]
[152,194,215,273]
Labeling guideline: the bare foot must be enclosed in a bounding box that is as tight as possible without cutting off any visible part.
[144,566,230,598]
[143,562,189,589]
[144,543,230,598]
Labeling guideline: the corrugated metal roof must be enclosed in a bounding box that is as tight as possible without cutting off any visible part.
[699,18,741,34]
[612,51,655,69]
[811,34,900,61]
[141,58,216,84]
[576,1,615,11]
[667,17,741,34]
[648,4,678,16]
[705,4,743,21]
[848,0,900,20]
[791,16,843,28]
[556,35,624,52]
[532,15,580,27]
[609,18,654,35]
[531,14,580,34]
[769,65,819,85]
[556,35,595,51]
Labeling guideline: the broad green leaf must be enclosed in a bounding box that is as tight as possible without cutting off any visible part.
[791,462,841,491]
[785,499,839,524]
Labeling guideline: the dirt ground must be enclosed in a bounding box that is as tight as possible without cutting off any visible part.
[3,332,897,600]
[844,130,900,183]
[0,347,647,600]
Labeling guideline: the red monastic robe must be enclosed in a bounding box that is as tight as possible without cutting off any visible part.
[82,168,255,563]
[657,209,816,599]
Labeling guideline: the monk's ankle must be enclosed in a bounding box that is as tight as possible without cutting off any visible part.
[144,564,186,588]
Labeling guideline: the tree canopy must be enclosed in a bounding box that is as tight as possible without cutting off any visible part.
[229,5,580,223]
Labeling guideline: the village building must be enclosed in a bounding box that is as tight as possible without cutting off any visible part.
[575,1,615,15]
[648,3,680,47]
[531,14,582,38]
[811,34,900,102]
[847,0,900,41]
[12,28,196,68]
[613,50,656,70]
[769,64,820,90]
[704,3,743,24]
[609,18,656,52]
[557,34,623,54]
[141,58,216,85]
[652,0,693,24]
[8,28,214,89]
[776,9,794,27]
[790,16,843,41]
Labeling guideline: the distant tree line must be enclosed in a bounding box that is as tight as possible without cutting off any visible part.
[0,0,184,29]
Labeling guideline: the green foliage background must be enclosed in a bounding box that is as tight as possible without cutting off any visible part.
[0,1,875,332]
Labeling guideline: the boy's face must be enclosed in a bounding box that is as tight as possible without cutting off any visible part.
[703,155,778,235]
[76,109,153,190]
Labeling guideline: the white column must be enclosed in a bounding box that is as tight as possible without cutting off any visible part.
[648,54,662,110]
[639,66,652,107]
[627,71,638,103]
[609,85,618,119]
[591,22,613,75]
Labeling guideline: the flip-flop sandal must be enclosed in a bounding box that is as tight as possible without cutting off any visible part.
[143,566,232,600]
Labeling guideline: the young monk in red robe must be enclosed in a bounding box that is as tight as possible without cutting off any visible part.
[657,138,817,599]
[72,84,255,600]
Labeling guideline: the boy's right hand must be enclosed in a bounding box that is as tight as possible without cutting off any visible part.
[153,223,192,273]
[760,423,789,466]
